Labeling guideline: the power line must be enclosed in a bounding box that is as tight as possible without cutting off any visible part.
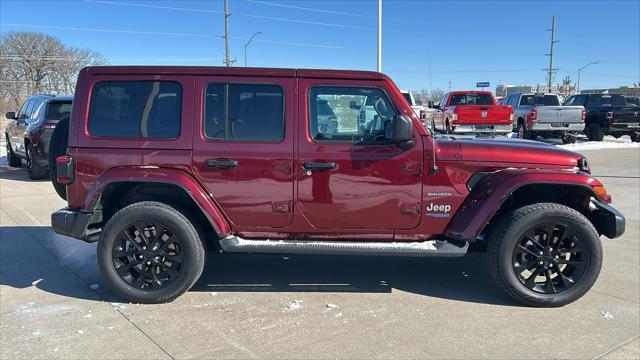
[1,23,211,37]
[246,0,374,19]
[84,0,371,30]
[1,23,357,50]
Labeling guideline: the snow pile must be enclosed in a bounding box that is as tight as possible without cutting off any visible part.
[0,139,7,166]
[558,140,640,151]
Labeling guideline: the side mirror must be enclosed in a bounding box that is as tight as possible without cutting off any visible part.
[393,115,413,150]
[5,112,16,120]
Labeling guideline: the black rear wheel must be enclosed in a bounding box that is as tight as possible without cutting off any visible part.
[630,132,640,143]
[585,123,605,142]
[26,144,47,179]
[48,116,70,200]
[561,134,577,144]
[97,201,206,303]
[489,203,602,307]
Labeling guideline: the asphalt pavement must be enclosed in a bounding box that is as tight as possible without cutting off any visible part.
[0,147,638,359]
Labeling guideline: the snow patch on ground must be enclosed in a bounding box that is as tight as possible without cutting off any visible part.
[557,138,640,151]
[0,139,7,166]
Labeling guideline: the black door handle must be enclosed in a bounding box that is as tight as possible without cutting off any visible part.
[303,161,336,170]
[207,159,238,169]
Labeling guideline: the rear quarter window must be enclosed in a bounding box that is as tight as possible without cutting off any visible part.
[88,81,182,138]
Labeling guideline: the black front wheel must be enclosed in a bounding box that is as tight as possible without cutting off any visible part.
[489,203,602,307]
[5,136,22,167]
[98,201,206,303]
[630,132,640,143]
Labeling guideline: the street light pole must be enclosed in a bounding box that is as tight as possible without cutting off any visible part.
[377,0,382,72]
[577,61,598,94]
[244,31,262,67]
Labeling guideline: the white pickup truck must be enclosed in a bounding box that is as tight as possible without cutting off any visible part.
[401,90,427,120]
[504,93,586,144]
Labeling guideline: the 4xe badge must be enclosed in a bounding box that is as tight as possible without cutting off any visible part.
[425,203,451,218]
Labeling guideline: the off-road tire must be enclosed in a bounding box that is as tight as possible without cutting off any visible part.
[5,135,22,167]
[517,121,533,140]
[48,116,69,200]
[26,143,47,180]
[630,132,640,143]
[585,123,605,142]
[488,203,602,307]
[561,134,577,144]
[97,201,206,304]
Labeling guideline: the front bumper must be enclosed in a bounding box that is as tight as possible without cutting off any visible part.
[530,122,585,132]
[51,207,101,242]
[590,200,625,239]
[452,124,512,134]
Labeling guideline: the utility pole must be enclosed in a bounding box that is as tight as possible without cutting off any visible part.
[224,0,232,67]
[428,50,432,96]
[545,15,558,92]
[377,0,382,72]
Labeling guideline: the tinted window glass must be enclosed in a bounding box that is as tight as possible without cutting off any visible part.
[626,97,640,106]
[564,97,574,106]
[402,92,412,104]
[45,101,72,121]
[17,101,30,119]
[309,87,397,143]
[89,81,182,138]
[519,95,560,106]
[23,100,35,119]
[203,83,284,141]
[587,95,626,107]
[449,93,494,105]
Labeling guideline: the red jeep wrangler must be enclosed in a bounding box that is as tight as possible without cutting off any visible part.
[50,66,625,306]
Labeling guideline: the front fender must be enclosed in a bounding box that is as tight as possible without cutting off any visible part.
[83,167,231,236]
[444,168,603,241]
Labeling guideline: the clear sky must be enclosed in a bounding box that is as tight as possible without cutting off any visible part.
[1,0,639,92]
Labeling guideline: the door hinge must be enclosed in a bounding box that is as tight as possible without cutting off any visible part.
[272,201,292,214]
[400,202,421,216]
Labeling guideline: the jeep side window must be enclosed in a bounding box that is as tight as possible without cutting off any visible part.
[88,81,182,138]
[203,83,284,142]
[308,86,397,144]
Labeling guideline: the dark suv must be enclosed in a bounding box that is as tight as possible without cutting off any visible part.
[4,94,73,179]
[51,66,624,306]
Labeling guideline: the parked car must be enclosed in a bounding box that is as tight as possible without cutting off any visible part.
[4,94,73,179]
[564,94,640,142]
[400,90,427,120]
[51,66,624,306]
[504,93,585,144]
[432,91,512,134]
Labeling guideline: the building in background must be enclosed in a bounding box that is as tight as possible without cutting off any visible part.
[580,87,640,96]
[496,84,560,97]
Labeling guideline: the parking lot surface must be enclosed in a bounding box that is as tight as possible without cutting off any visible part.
[1,147,638,359]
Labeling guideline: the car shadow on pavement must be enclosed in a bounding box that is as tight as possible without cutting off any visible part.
[0,226,517,307]
[0,166,50,182]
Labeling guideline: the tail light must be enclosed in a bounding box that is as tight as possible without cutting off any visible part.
[527,109,537,121]
[581,109,586,122]
[56,155,74,185]
[451,113,458,121]
[606,111,613,121]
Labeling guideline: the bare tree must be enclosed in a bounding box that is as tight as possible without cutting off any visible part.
[0,31,107,118]
[557,75,576,100]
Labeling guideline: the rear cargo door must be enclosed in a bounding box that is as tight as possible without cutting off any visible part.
[192,76,295,228]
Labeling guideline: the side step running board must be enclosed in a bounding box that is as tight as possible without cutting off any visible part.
[219,236,468,257]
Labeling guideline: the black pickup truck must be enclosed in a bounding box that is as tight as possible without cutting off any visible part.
[564,94,640,142]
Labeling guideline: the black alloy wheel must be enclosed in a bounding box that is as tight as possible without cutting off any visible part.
[112,220,184,290]
[512,222,587,294]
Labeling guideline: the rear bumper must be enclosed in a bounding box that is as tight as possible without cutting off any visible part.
[51,207,101,242]
[530,122,585,132]
[608,122,640,132]
[452,124,512,134]
[590,200,625,239]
